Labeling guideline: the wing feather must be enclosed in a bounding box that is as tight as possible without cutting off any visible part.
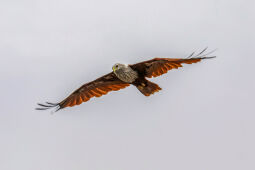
[130,49,215,78]
[36,72,130,111]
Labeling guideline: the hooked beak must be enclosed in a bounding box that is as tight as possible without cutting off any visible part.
[112,66,116,72]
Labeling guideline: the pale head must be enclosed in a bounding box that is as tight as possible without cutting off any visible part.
[112,63,127,73]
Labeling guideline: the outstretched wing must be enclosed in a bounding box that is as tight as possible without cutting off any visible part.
[36,72,130,111]
[130,48,216,78]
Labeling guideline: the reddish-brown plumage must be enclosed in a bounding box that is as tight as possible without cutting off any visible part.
[129,57,210,79]
[57,72,130,109]
[36,49,215,111]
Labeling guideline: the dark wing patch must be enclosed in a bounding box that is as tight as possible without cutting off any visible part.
[130,48,216,78]
[36,72,130,111]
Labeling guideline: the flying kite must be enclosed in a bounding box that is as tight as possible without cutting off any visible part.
[36,48,215,112]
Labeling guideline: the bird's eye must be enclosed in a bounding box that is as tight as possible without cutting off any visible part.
[116,65,118,68]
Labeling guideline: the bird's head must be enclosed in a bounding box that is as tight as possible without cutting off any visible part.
[112,63,127,73]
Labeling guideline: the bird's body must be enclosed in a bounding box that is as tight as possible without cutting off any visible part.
[36,48,215,112]
[112,63,162,96]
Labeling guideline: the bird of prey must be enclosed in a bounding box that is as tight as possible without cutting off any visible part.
[36,48,215,112]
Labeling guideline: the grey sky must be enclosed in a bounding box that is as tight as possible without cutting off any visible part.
[0,0,254,170]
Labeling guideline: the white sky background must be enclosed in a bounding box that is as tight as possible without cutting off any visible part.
[0,0,255,169]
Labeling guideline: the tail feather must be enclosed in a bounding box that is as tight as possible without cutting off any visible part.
[135,80,161,96]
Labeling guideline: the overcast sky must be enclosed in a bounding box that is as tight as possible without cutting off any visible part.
[0,0,254,170]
